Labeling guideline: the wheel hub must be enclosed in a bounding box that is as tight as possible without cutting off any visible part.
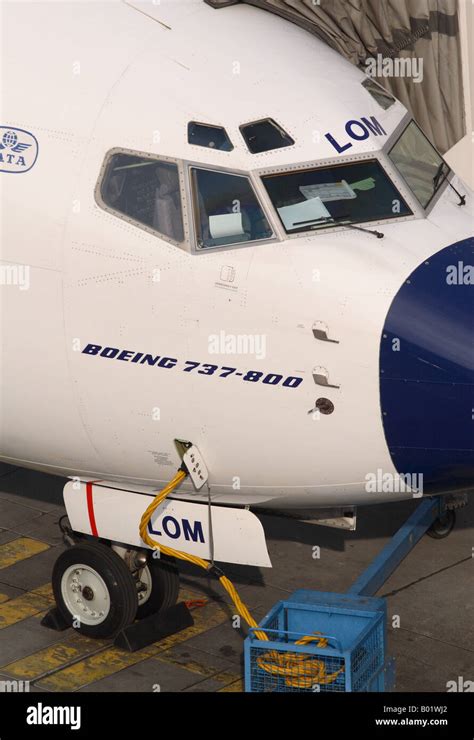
[82,586,94,601]
[61,564,111,626]
[136,564,152,606]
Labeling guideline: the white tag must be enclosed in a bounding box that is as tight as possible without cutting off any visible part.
[209,213,244,239]
[183,444,208,490]
[300,180,357,202]
[278,196,331,230]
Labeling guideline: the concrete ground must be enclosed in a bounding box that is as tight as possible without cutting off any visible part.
[0,463,472,693]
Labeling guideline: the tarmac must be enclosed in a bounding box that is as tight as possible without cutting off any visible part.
[0,463,472,693]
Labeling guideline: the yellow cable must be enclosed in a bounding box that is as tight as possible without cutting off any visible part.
[139,469,343,688]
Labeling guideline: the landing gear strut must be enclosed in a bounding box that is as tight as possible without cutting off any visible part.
[135,553,180,619]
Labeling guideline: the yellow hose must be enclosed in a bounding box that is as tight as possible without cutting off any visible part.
[139,469,343,688]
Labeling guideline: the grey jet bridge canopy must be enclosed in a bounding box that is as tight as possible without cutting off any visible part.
[205,0,465,155]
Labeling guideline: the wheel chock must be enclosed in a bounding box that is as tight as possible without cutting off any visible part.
[41,607,70,631]
[114,601,194,652]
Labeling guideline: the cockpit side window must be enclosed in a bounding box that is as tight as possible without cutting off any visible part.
[240,118,295,154]
[188,122,233,151]
[388,120,449,209]
[190,167,273,249]
[100,153,184,243]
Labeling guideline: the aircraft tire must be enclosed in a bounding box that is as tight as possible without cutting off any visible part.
[136,554,180,619]
[52,541,138,638]
[426,509,456,539]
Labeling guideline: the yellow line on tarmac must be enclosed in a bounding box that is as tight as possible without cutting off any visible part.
[218,678,244,692]
[38,592,229,692]
[0,538,50,569]
[213,670,242,687]
[38,643,162,691]
[153,652,217,678]
[0,584,54,630]
[153,652,240,687]
[155,595,229,652]
[2,633,108,680]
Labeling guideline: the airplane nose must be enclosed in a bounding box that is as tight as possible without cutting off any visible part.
[380,237,474,494]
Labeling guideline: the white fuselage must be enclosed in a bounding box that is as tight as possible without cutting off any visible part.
[1,0,472,510]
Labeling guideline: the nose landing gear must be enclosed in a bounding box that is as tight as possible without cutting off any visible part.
[51,540,180,639]
[52,541,138,638]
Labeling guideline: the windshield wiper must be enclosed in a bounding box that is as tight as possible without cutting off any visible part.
[433,162,465,206]
[339,217,384,239]
[433,162,447,190]
[293,216,334,227]
[293,214,384,238]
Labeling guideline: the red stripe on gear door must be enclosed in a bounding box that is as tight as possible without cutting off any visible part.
[86,482,99,536]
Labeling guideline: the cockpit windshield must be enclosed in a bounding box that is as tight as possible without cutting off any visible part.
[261,159,411,234]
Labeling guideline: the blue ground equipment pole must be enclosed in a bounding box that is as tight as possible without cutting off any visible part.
[348,497,443,597]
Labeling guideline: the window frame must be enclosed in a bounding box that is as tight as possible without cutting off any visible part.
[95,147,191,249]
[387,119,452,212]
[185,161,278,253]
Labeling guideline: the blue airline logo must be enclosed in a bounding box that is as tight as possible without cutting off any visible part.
[0,127,38,173]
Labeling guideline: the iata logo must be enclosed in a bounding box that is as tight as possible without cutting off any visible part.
[0,126,38,173]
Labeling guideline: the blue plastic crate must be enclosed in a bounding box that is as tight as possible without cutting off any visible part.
[244,590,388,692]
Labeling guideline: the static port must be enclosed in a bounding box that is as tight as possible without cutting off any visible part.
[315,398,335,415]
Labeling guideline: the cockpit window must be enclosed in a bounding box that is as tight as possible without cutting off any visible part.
[261,159,411,234]
[100,153,184,243]
[388,120,449,208]
[362,78,396,110]
[240,118,294,154]
[188,122,233,151]
[191,167,273,249]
